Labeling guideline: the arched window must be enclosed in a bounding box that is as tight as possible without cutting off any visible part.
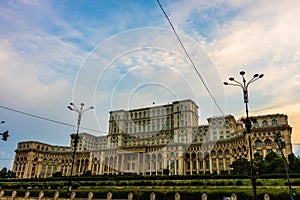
[255,140,262,146]
[272,119,278,126]
[218,150,223,155]
[265,139,271,146]
[225,149,230,154]
[253,121,259,127]
[262,120,268,127]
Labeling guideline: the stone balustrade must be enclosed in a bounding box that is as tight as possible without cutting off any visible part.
[0,190,278,200]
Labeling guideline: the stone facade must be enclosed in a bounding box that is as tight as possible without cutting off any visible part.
[13,99,293,178]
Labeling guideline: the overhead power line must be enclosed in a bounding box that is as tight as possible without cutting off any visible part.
[0,105,106,134]
[156,0,224,115]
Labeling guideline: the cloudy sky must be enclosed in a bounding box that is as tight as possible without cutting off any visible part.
[0,0,299,169]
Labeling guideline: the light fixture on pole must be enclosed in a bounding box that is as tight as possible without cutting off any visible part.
[224,71,263,200]
[67,102,94,195]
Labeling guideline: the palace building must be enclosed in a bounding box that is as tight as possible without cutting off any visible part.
[13,99,293,178]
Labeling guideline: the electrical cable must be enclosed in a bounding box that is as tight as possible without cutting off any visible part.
[156,0,224,115]
[0,105,107,134]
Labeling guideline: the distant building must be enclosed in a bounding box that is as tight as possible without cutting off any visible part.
[13,99,293,178]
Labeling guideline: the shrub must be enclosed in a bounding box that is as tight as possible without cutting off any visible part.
[256,181,263,186]
[216,181,225,186]
[52,172,62,177]
[236,180,243,186]
[292,180,300,186]
[49,182,61,189]
[272,182,278,186]
[206,182,215,186]
[227,181,234,186]
[72,182,80,189]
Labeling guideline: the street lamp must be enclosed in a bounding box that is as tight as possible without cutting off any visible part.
[0,121,9,141]
[224,71,263,200]
[67,102,94,195]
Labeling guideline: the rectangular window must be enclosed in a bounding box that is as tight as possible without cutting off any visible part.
[206,161,210,169]
[257,149,263,154]
[219,158,223,168]
[267,149,272,153]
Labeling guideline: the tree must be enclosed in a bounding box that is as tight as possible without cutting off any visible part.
[163,169,169,176]
[0,167,15,178]
[253,152,265,175]
[230,158,251,175]
[263,151,285,174]
[83,170,92,176]
[291,155,300,173]
[52,171,62,177]
[288,153,296,172]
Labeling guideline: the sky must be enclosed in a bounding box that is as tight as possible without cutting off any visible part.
[0,0,300,170]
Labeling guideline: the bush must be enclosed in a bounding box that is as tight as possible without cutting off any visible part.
[236,180,243,186]
[191,181,204,186]
[256,181,263,186]
[52,172,62,177]
[83,170,92,176]
[227,181,234,186]
[72,182,80,189]
[272,182,278,186]
[291,180,300,186]
[49,182,61,189]
[216,181,225,186]
[206,182,215,186]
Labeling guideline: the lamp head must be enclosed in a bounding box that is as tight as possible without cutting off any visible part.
[90,106,94,109]
[67,106,73,111]
[253,74,259,78]
[80,103,85,107]
[223,82,229,85]
[259,74,264,78]
[70,102,74,106]
[240,71,245,75]
[229,77,234,81]
[0,121,4,124]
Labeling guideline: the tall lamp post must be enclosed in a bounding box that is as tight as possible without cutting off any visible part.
[67,103,94,195]
[224,71,263,200]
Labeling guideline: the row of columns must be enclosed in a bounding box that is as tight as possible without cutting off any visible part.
[15,152,236,178]
[90,153,233,175]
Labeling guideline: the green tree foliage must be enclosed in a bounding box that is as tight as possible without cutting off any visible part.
[0,167,15,178]
[231,151,289,175]
[263,151,285,174]
[230,158,251,175]
[288,153,300,173]
[52,171,62,177]
[253,152,264,175]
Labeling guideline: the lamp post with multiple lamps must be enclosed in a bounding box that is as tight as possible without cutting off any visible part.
[67,103,94,196]
[224,71,263,200]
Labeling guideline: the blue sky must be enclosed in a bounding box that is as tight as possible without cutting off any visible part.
[0,0,300,169]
